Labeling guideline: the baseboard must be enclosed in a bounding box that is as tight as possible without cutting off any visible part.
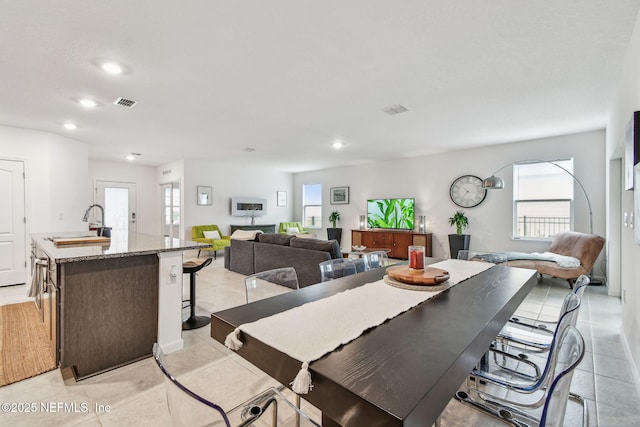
[620,327,640,398]
[160,338,184,354]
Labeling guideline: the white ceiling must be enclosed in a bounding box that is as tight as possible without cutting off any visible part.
[1,1,639,172]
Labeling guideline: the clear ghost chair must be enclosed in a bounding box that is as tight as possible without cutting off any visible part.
[362,251,389,271]
[319,258,358,281]
[457,250,508,265]
[244,267,300,304]
[454,326,586,427]
[508,274,589,335]
[153,342,230,426]
[466,293,583,412]
[153,343,321,427]
[497,287,585,357]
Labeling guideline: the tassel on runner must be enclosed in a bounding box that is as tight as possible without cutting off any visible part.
[224,328,243,350]
[291,361,313,394]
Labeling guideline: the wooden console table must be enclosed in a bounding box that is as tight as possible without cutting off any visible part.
[230,224,276,233]
[352,229,432,259]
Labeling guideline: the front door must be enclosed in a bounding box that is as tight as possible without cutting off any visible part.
[96,181,137,240]
[0,159,26,286]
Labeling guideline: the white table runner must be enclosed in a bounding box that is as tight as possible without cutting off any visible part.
[225,259,494,394]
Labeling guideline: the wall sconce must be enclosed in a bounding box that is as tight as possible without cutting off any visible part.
[418,216,426,232]
[359,215,366,230]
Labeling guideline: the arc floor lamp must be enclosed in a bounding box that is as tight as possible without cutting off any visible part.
[483,159,601,285]
[482,159,593,235]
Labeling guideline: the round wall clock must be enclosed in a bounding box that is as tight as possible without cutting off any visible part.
[449,175,487,208]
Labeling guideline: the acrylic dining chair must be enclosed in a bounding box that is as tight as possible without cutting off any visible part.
[153,343,321,426]
[244,267,300,304]
[362,250,390,271]
[319,258,358,281]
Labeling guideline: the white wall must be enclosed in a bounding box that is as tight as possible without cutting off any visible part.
[294,130,606,277]
[89,160,160,235]
[0,125,89,234]
[181,159,293,240]
[606,7,640,385]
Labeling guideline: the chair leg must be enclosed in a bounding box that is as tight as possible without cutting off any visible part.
[197,249,201,258]
[214,250,217,260]
[567,278,574,289]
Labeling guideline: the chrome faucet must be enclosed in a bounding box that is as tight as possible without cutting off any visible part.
[82,204,109,236]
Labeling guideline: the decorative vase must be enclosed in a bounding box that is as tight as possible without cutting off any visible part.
[448,234,470,259]
[327,228,342,244]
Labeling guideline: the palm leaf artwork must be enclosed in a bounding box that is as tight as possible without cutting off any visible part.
[367,199,414,229]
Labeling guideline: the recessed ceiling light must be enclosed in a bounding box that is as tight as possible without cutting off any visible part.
[101,62,123,75]
[242,147,256,152]
[63,122,77,130]
[126,153,142,161]
[79,98,97,108]
[332,141,344,149]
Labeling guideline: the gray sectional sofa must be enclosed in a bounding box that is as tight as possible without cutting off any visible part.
[224,233,344,287]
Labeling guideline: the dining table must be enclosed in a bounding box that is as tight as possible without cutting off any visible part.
[210,258,537,427]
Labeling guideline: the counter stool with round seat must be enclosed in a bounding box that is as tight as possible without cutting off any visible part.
[182,257,213,330]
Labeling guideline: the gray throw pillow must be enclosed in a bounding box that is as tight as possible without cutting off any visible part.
[291,238,342,259]
[258,233,294,246]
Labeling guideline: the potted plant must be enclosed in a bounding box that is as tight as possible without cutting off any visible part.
[448,210,470,258]
[327,210,342,244]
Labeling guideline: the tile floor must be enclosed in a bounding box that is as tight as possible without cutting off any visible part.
[0,253,638,426]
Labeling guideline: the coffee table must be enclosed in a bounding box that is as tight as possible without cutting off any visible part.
[343,247,392,258]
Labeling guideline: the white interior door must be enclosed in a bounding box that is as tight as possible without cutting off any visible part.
[96,181,137,240]
[0,159,26,286]
[161,182,180,238]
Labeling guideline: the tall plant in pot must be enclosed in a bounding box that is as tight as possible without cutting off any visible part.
[448,210,470,259]
[327,211,342,244]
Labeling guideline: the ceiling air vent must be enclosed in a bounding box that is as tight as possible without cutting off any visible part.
[114,97,137,108]
[382,104,409,115]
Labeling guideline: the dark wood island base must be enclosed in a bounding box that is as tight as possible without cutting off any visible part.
[31,232,206,381]
[60,254,159,380]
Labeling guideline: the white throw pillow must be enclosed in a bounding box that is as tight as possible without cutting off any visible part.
[293,232,316,239]
[230,230,263,240]
[203,230,221,240]
[285,227,300,234]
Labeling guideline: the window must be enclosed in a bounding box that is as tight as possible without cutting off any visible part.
[163,183,180,225]
[513,159,573,239]
[303,183,322,229]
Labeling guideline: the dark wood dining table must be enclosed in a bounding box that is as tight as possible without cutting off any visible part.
[210,258,537,427]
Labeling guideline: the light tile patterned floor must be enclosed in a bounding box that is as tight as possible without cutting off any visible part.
[0,254,638,426]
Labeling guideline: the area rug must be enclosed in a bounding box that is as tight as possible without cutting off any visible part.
[0,302,56,386]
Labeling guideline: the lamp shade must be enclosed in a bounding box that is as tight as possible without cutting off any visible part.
[482,175,505,189]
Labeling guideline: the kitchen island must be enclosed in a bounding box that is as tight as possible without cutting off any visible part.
[31,232,206,380]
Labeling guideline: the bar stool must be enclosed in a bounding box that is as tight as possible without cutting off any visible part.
[182,257,212,330]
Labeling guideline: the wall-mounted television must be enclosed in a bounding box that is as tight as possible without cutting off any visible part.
[367,198,415,230]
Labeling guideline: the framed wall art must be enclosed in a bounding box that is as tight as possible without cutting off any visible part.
[197,186,212,206]
[635,163,640,245]
[625,111,640,191]
[330,186,349,205]
[277,191,287,207]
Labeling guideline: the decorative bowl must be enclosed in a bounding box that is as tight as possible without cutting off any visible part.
[352,245,367,251]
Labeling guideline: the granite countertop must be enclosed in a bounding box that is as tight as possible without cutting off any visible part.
[31,231,207,263]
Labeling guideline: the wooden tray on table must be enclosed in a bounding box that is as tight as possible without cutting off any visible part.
[386,265,450,286]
